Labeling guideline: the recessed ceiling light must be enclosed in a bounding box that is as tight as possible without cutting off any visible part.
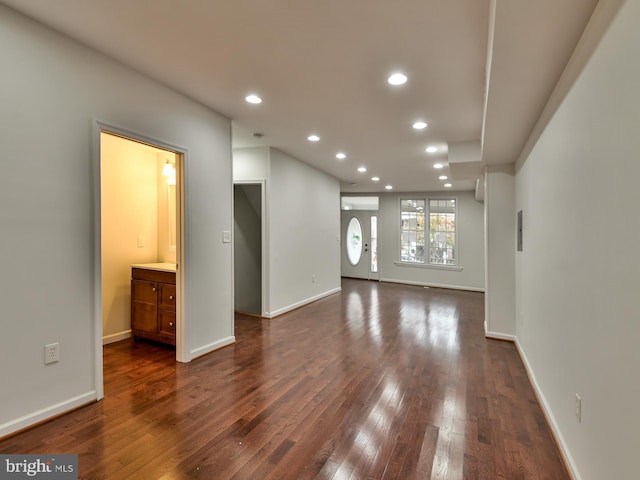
[433,163,444,169]
[385,185,393,190]
[307,134,320,142]
[444,183,452,188]
[336,152,347,159]
[387,72,407,86]
[357,166,367,173]
[413,121,428,130]
[371,177,380,182]
[439,175,448,180]
[245,94,262,104]
[426,146,438,153]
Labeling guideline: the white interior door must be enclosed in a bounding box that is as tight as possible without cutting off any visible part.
[341,210,379,280]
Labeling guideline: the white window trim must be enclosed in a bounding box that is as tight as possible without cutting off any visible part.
[394,261,463,272]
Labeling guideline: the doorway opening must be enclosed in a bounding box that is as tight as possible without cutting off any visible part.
[341,196,379,280]
[233,182,265,316]
[97,127,185,397]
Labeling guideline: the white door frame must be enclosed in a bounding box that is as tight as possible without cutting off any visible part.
[92,120,188,400]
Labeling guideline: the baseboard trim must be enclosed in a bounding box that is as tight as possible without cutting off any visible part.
[379,277,484,292]
[484,332,516,343]
[234,310,263,318]
[515,339,580,480]
[482,320,516,342]
[0,391,97,438]
[485,331,516,342]
[102,330,131,345]
[265,287,342,318]
[190,336,235,360]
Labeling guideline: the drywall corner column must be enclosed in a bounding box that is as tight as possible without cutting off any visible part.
[267,148,340,317]
[484,166,515,338]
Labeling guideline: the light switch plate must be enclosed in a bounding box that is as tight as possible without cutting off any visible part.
[222,230,231,243]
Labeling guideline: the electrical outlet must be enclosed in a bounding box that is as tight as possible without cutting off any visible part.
[312,274,316,283]
[575,393,581,423]
[45,343,59,365]
[137,235,144,248]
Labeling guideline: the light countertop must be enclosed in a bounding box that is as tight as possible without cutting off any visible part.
[131,262,177,273]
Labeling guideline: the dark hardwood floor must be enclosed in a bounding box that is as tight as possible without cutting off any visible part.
[0,279,569,479]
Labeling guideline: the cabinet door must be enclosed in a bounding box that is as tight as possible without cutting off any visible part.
[132,302,158,333]
[131,280,158,333]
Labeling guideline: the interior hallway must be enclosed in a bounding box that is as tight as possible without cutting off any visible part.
[0,279,567,479]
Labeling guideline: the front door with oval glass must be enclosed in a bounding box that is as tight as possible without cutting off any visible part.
[341,211,379,280]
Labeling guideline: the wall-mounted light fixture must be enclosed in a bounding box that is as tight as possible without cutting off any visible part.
[162,159,174,176]
[162,159,176,185]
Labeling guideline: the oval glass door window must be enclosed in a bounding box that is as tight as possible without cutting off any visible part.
[346,217,363,265]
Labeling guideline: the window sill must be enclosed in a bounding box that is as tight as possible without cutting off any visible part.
[394,261,463,272]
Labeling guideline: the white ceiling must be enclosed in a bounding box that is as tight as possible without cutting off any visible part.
[2,0,598,193]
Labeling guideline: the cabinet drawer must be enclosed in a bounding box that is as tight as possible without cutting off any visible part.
[131,279,158,304]
[159,284,176,310]
[132,268,175,284]
[159,311,176,338]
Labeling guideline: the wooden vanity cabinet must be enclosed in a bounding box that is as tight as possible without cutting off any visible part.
[131,267,176,345]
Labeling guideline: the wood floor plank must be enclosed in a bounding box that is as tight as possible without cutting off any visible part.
[0,279,570,479]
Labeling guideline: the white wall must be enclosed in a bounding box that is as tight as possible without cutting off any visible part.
[484,168,515,338]
[515,2,640,478]
[266,149,341,316]
[233,147,269,181]
[376,190,485,290]
[0,5,233,436]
